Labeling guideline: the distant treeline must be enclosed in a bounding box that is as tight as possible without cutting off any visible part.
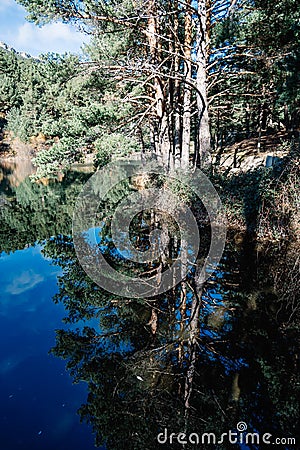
[1,0,300,176]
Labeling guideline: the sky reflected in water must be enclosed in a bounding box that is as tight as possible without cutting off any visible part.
[0,245,97,450]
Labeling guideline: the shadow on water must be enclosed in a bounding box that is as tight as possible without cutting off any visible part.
[1,164,299,449]
[47,170,299,449]
[44,234,299,449]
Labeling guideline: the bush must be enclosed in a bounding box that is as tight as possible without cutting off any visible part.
[32,137,82,179]
[5,107,33,141]
[94,133,139,168]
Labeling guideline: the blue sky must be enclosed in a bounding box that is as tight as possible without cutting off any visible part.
[0,0,88,56]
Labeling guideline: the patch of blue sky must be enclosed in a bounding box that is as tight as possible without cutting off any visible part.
[0,0,89,57]
[0,245,62,306]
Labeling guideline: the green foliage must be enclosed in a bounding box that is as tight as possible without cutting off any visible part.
[0,49,20,110]
[94,133,139,168]
[211,151,300,242]
[0,170,90,253]
[32,137,82,179]
[209,0,300,145]
[5,107,34,141]
[2,3,299,448]
[0,45,140,177]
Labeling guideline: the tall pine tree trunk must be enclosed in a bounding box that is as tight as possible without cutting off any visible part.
[173,3,182,170]
[146,0,171,167]
[196,0,211,167]
[181,1,192,170]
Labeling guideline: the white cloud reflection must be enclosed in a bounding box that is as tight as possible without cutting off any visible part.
[6,270,44,295]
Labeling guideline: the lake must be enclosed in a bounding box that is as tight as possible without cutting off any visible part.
[0,159,298,449]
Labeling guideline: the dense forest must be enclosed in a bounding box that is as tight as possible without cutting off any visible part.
[0,0,300,449]
[0,0,299,175]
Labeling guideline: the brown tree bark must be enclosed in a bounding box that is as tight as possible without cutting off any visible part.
[196,0,212,167]
[181,1,193,170]
[146,0,171,167]
[173,3,182,171]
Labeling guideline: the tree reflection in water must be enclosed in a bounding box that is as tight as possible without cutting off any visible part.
[45,218,299,448]
[1,171,298,449]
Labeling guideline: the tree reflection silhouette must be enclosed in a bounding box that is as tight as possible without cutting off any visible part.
[45,231,299,449]
[1,171,298,449]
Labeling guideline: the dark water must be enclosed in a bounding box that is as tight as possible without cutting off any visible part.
[0,160,299,449]
[0,162,98,450]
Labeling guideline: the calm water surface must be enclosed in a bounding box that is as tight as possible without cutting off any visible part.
[0,159,298,450]
[0,161,97,450]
